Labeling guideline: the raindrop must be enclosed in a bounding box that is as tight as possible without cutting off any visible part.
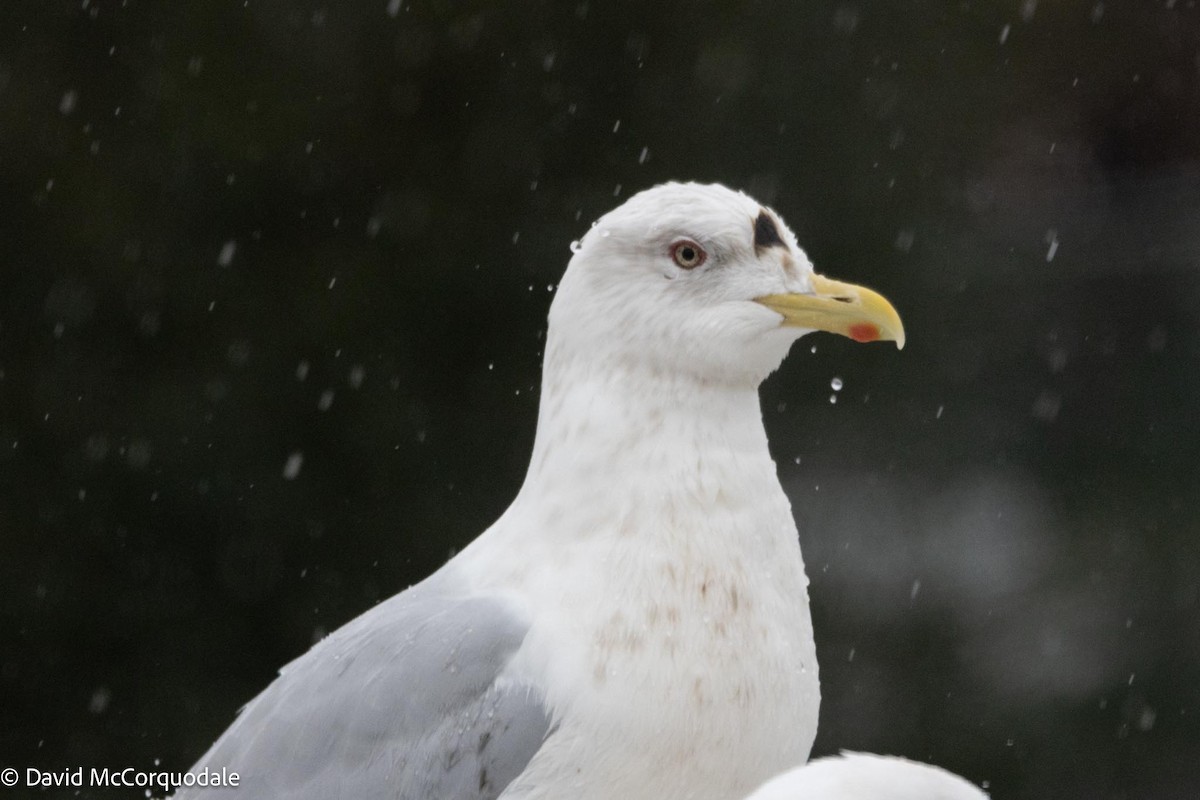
[217,240,237,267]
[999,24,1011,44]
[296,360,310,381]
[828,394,838,404]
[569,240,582,253]
[638,146,649,165]
[88,687,112,714]
[1137,706,1156,731]
[830,376,843,391]
[59,90,78,115]
[317,389,335,411]
[1045,231,1059,262]
[282,452,304,480]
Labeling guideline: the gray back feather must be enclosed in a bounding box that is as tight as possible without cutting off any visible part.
[175,571,551,799]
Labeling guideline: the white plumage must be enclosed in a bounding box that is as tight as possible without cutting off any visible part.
[742,753,988,800]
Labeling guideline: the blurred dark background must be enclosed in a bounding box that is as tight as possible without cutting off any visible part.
[1,1,1198,798]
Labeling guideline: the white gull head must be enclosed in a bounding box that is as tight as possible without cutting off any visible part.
[551,182,904,388]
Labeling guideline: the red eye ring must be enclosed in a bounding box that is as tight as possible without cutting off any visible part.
[670,240,707,270]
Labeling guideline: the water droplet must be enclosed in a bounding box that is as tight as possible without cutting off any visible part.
[1045,232,1059,262]
[569,240,582,253]
[217,240,237,267]
[828,394,837,404]
[1137,706,1157,731]
[88,686,111,714]
[830,376,843,391]
[282,452,304,480]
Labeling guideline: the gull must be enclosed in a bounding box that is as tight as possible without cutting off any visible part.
[176,182,906,800]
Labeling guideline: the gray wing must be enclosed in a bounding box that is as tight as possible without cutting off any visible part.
[176,570,552,799]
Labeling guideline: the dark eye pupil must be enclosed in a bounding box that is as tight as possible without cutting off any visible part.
[681,248,695,261]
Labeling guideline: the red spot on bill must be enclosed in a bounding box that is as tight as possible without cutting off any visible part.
[848,323,880,343]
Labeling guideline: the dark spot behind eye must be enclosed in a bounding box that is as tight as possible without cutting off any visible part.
[753,210,786,253]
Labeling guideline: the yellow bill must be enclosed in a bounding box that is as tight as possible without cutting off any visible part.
[755,274,905,349]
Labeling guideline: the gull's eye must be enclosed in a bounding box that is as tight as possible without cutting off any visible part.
[670,240,707,270]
